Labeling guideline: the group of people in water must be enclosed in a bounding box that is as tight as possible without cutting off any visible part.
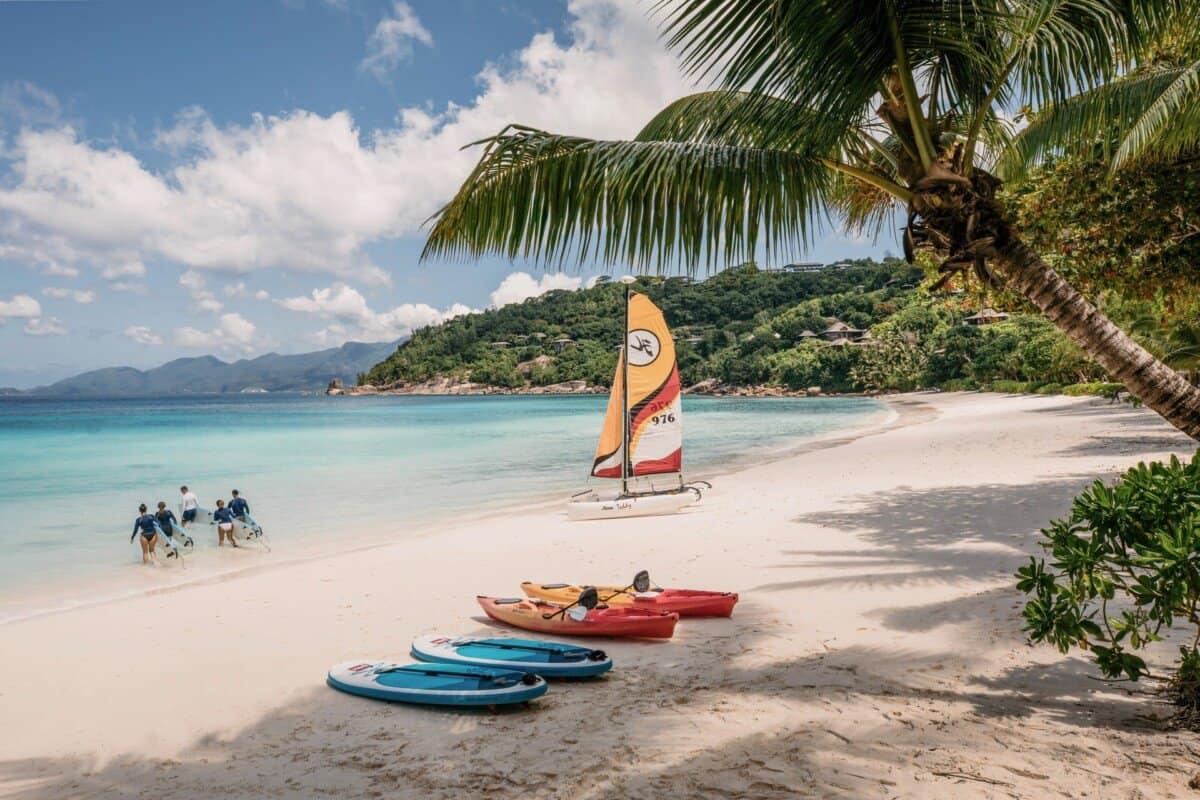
[130,485,252,563]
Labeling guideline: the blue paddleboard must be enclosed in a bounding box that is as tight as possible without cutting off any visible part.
[411,635,613,678]
[326,660,548,706]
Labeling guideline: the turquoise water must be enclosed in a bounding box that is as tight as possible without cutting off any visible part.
[0,394,883,616]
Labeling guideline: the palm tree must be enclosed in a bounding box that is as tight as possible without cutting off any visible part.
[424,0,1200,440]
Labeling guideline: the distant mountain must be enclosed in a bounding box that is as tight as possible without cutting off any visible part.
[21,339,405,398]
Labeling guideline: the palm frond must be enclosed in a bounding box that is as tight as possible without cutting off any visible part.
[658,0,999,136]
[993,66,1184,178]
[635,90,859,154]
[828,136,906,240]
[422,126,833,273]
[1006,0,1141,107]
[1114,58,1200,167]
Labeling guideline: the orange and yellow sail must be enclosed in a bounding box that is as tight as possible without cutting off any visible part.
[591,292,682,480]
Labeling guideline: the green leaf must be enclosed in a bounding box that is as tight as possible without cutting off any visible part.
[423,127,833,273]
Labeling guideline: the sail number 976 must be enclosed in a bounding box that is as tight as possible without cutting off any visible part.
[650,412,677,425]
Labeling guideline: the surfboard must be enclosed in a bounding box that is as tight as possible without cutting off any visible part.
[192,507,268,549]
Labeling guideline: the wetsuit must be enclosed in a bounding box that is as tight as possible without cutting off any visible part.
[213,507,235,525]
[131,513,158,542]
[156,509,178,535]
[229,497,250,520]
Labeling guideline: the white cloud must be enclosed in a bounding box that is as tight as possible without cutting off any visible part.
[361,1,433,81]
[42,287,95,304]
[254,289,270,300]
[0,294,42,320]
[490,271,583,308]
[42,262,80,278]
[124,325,163,345]
[110,281,147,293]
[178,269,223,314]
[101,261,146,280]
[278,282,473,343]
[173,312,267,355]
[0,80,61,127]
[23,316,66,336]
[223,281,246,297]
[311,322,348,347]
[0,1,692,285]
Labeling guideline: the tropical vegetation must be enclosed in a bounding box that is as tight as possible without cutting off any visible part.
[1018,454,1200,726]
[421,0,1200,439]
[364,260,1124,395]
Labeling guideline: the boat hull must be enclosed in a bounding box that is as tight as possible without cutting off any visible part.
[566,490,698,521]
[522,583,738,617]
[477,596,678,639]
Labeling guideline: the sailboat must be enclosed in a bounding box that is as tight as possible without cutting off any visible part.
[567,277,709,521]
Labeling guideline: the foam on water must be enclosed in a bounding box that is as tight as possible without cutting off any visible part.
[0,394,883,620]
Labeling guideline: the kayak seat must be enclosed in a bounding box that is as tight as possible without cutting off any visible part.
[541,583,570,589]
[493,598,524,605]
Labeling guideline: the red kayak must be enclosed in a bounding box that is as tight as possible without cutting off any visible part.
[477,596,678,639]
[521,582,739,618]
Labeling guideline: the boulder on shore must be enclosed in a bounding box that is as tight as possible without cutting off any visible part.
[326,378,344,396]
[529,379,593,394]
[517,354,554,376]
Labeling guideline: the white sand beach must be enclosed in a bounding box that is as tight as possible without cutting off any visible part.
[1,391,1197,799]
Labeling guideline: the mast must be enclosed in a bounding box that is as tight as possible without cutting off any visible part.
[620,279,631,496]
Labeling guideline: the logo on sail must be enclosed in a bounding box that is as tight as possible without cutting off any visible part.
[626,329,660,366]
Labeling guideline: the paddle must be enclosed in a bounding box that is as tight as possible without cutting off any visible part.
[542,586,599,621]
[598,569,660,603]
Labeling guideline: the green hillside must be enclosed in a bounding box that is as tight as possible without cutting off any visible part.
[362,259,1114,394]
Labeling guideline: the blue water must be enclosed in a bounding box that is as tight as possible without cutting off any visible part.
[0,394,883,614]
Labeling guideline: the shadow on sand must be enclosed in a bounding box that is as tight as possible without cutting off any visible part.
[746,477,1095,596]
[5,402,1196,799]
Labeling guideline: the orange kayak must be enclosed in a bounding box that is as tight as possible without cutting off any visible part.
[476,596,678,639]
[521,582,739,618]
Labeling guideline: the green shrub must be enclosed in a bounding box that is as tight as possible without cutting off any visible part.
[1062,382,1125,398]
[938,378,977,392]
[1034,382,1064,394]
[986,379,1034,394]
[1017,454,1200,726]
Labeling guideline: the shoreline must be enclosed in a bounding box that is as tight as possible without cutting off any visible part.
[0,395,894,628]
[2,392,1197,798]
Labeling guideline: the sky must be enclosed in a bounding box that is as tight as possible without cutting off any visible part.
[0,0,893,388]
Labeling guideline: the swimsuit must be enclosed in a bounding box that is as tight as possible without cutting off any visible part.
[133,514,158,541]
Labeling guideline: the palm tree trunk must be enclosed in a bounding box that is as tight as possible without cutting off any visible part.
[990,221,1200,440]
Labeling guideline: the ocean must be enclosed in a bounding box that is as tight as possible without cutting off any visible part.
[0,394,884,620]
